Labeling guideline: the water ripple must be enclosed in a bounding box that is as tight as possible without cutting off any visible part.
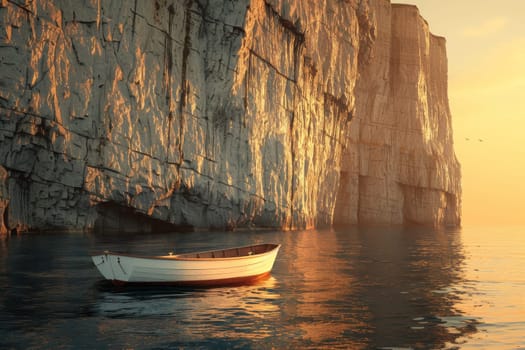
[1,227,524,348]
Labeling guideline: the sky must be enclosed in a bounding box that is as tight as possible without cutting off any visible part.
[394,1,525,226]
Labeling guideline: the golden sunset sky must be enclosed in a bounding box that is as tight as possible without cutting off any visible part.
[398,1,525,226]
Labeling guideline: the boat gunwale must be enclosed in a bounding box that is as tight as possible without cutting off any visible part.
[90,243,280,262]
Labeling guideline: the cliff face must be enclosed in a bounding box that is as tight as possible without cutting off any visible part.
[333,1,461,226]
[0,0,460,233]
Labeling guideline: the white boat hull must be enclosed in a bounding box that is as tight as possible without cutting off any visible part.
[91,243,280,286]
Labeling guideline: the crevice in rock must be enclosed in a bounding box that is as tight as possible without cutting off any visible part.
[71,40,84,66]
[244,48,252,110]
[6,0,33,14]
[263,1,304,42]
[324,93,350,118]
[161,4,175,162]
[164,4,175,103]
[248,48,294,82]
[131,0,138,41]
[179,0,192,113]
[263,1,305,81]
[323,92,352,148]
[174,0,195,164]
[130,8,183,46]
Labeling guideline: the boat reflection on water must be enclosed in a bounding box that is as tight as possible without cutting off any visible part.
[92,276,281,344]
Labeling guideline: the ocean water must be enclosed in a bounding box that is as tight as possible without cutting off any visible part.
[0,226,524,349]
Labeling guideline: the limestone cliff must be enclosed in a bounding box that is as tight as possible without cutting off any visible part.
[333,2,461,226]
[0,0,460,233]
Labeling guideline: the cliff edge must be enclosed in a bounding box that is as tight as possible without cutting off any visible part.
[0,0,460,233]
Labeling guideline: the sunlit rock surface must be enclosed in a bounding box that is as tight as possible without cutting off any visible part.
[333,2,461,227]
[0,0,460,233]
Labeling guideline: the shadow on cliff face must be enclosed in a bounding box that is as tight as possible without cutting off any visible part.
[93,202,192,234]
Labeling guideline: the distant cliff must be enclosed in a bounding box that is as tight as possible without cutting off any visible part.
[333,1,461,226]
[0,0,460,234]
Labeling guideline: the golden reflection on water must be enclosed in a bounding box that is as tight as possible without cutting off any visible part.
[449,226,525,348]
[280,229,370,348]
[276,227,485,348]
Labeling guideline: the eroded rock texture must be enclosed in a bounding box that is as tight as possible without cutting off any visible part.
[0,0,460,233]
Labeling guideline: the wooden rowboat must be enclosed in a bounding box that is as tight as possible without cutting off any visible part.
[91,243,281,286]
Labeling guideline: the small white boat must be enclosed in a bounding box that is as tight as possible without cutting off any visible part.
[91,243,281,286]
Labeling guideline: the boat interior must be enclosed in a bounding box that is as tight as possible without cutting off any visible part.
[175,243,278,259]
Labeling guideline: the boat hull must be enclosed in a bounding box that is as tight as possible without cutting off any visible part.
[91,243,280,286]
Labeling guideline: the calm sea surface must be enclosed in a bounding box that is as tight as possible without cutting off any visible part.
[0,226,524,349]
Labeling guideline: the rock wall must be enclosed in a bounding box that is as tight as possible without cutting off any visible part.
[333,1,461,226]
[0,165,7,234]
[0,0,460,233]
